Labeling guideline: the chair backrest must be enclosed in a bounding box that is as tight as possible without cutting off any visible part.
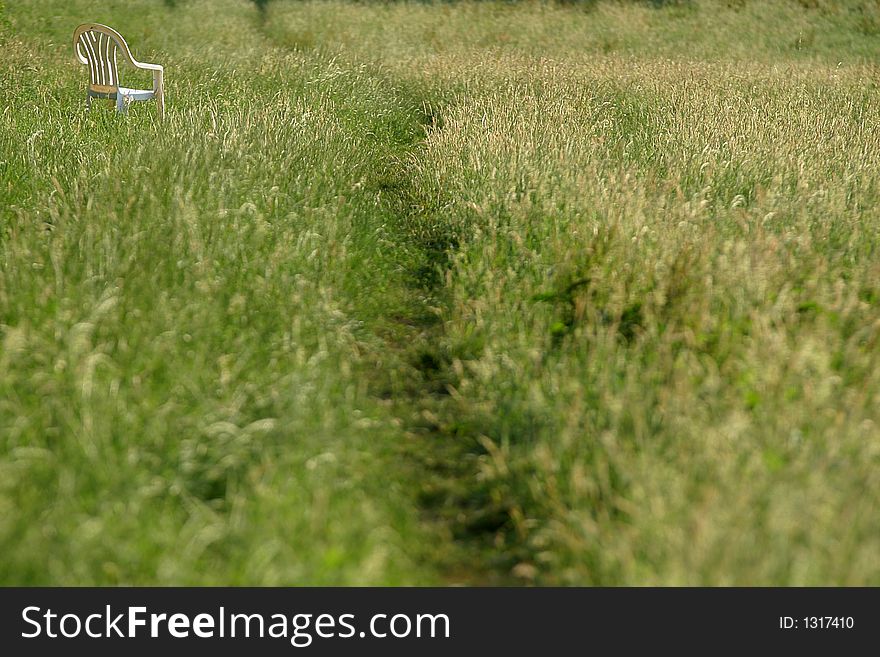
[73,24,132,93]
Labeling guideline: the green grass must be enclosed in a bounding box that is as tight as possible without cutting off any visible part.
[1,0,442,585]
[3,0,880,585]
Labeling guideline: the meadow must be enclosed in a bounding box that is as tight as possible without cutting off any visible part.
[2,0,880,585]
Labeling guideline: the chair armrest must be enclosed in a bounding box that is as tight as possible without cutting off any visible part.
[133,61,164,94]
[134,61,163,72]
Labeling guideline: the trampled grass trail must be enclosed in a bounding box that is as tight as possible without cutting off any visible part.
[3,0,880,585]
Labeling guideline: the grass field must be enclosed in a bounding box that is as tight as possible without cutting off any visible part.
[2,0,880,585]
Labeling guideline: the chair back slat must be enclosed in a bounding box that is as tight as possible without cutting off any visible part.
[77,29,120,91]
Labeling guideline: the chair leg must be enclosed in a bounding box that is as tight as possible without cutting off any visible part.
[86,94,92,111]
[116,93,127,115]
[156,89,164,121]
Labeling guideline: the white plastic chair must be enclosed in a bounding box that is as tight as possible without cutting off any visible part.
[73,23,164,119]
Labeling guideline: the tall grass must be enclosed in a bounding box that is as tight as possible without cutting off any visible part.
[423,63,880,584]
[268,0,880,584]
[1,0,439,584]
[3,0,880,584]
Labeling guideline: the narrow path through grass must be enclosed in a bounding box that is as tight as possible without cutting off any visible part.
[363,103,524,585]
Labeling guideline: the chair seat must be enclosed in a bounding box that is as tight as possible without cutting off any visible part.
[118,87,155,101]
